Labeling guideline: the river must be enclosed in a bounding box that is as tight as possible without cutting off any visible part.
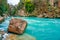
[0,17,60,40]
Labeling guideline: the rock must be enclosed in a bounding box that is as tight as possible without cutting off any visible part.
[0,30,5,40]
[5,33,36,40]
[46,12,54,18]
[0,17,3,21]
[18,10,25,16]
[8,18,27,34]
[49,0,54,7]
[0,17,4,24]
[17,33,36,40]
[6,34,17,40]
[37,14,44,18]
[56,14,60,17]
[2,33,9,40]
[0,30,5,35]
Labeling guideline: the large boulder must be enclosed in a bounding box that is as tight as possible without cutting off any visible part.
[8,18,27,34]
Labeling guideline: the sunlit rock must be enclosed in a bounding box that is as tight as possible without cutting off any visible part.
[2,33,9,40]
[18,9,26,16]
[37,14,44,18]
[5,33,36,40]
[0,30,5,35]
[8,18,27,34]
[45,12,54,18]
[6,34,17,40]
[0,17,4,24]
[56,14,60,17]
[0,30,5,40]
[17,33,36,40]
[49,0,54,7]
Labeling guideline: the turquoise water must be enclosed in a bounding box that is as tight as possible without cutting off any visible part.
[0,17,60,40]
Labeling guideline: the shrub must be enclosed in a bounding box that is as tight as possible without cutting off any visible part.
[25,2,35,13]
[10,7,18,16]
[0,0,8,16]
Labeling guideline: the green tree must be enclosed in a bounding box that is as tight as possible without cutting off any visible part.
[10,7,18,16]
[0,0,8,16]
[25,2,35,13]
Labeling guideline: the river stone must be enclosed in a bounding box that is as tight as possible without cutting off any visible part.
[8,18,27,34]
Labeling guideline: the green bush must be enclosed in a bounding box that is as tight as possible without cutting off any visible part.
[10,7,18,16]
[25,2,35,13]
[0,0,8,16]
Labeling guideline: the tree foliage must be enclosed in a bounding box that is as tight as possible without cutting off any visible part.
[10,7,18,16]
[25,2,35,13]
[0,0,8,16]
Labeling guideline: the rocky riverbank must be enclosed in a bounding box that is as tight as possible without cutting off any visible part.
[16,0,60,18]
[17,8,60,18]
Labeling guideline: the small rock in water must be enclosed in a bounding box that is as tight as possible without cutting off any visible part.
[0,30,6,40]
[0,29,5,34]
[2,33,9,40]
[8,18,27,34]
